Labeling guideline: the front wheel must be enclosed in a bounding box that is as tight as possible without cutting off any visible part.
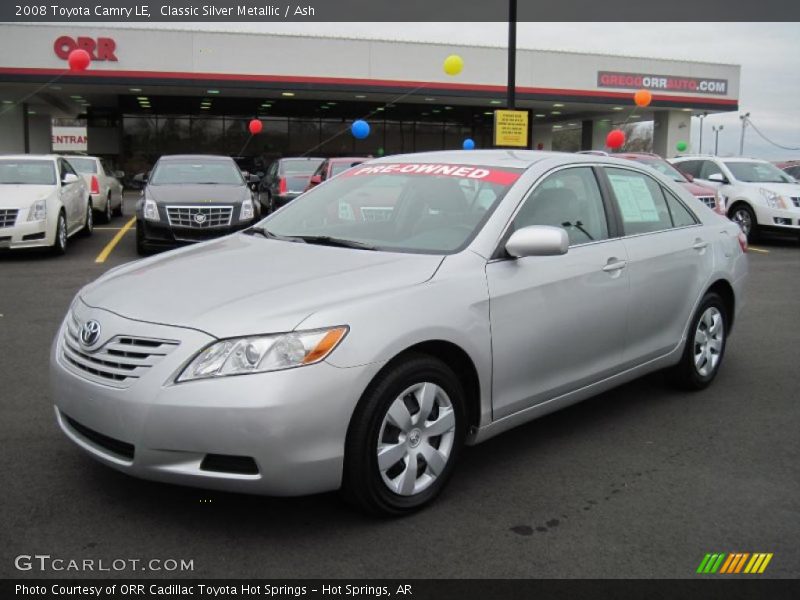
[729,203,758,242]
[51,211,67,255]
[342,354,466,516]
[671,292,728,390]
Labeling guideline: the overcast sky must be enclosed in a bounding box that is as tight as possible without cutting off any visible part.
[82,21,800,160]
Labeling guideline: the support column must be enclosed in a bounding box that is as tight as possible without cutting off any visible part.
[0,104,26,153]
[580,120,593,151]
[653,110,692,158]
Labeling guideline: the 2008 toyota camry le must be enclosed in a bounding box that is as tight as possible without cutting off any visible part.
[50,150,748,515]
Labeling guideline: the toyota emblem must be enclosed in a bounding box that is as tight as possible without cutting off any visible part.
[193,213,207,224]
[79,320,101,347]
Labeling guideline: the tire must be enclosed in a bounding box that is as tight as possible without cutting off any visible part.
[671,292,728,390]
[728,203,758,242]
[80,201,94,237]
[51,211,67,256]
[113,193,123,217]
[97,194,112,224]
[341,354,466,516]
[135,221,150,256]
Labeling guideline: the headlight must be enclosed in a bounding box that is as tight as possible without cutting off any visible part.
[759,188,787,209]
[27,199,46,221]
[143,197,160,221]
[239,198,254,221]
[176,326,348,382]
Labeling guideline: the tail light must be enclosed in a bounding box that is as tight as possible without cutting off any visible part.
[90,175,100,195]
[278,177,287,195]
[737,230,748,254]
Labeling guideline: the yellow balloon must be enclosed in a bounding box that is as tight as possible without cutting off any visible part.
[443,54,464,76]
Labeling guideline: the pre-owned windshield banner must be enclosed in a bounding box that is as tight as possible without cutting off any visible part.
[343,163,522,185]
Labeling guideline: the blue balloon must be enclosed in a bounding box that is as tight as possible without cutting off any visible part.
[351,120,370,140]
[462,138,475,150]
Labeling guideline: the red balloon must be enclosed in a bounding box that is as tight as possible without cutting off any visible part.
[248,119,263,135]
[606,129,626,150]
[68,49,91,72]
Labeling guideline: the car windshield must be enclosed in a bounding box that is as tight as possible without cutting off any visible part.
[281,159,324,175]
[150,160,244,185]
[66,157,97,174]
[0,159,56,185]
[634,158,686,182]
[724,161,794,183]
[260,162,522,254]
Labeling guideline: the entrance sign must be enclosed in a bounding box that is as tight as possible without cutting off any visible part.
[52,126,88,152]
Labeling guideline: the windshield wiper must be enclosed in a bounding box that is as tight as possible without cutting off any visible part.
[291,235,378,251]
[242,226,306,243]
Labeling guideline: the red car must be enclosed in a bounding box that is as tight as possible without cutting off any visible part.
[776,160,800,180]
[305,157,369,191]
[615,152,726,216]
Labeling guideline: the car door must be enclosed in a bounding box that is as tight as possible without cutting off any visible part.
[486,166,630,420]
[601,166,713,365]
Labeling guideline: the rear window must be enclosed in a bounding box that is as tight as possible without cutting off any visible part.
[281,159,325,175]
[330,161,365,177]
[263,162,523,254]
[0,159,56,185]
[66,157,98,174]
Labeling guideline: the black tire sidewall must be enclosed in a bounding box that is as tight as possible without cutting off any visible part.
[343,355,466,515]
[680,292,728,389]
[730,203,758,242]
[53,212,67,255]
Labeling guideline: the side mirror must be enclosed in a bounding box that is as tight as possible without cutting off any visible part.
[505,225,569,258]
[681,171,694,183]
[114,170,125,179]
[247,173,261,184]
[308,175,322,187]
[62,173,80,185]
[707,173,727,184]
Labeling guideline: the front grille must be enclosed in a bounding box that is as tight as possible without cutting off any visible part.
[696,196,716,210]
[167,205,233,229]
[63,414,135,460]
[60,312,179,388]
[0,208,18,228]
[791,197,800,208]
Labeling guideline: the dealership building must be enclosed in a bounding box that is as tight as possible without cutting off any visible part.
[0,23,740,174]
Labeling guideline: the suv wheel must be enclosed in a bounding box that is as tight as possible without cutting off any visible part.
[51,211,67,255]
[729,203,758,242]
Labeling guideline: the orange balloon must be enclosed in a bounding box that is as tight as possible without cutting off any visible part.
[634,89,652,107]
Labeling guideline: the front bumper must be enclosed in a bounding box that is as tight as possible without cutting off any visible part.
[137,217,253,247]
[50,300,383,496]
[0,218,51,250]
[753,204,800,231]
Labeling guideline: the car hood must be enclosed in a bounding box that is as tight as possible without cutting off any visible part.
[146,184,248,205]
[0,185,55,208]
[79,234,444,338]
[680,181,716,196]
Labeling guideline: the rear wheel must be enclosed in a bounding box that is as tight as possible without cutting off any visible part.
[342,354,466,516]
[671,292,728,390]
[97,194,112,224]
[112,193,123,217]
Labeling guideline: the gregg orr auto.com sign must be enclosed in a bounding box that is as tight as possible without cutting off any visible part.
[598,71,728,95]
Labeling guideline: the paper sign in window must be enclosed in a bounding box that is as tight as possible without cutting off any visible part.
[607,173,661,223]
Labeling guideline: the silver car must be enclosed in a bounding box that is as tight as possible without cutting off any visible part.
[50,151,748,515]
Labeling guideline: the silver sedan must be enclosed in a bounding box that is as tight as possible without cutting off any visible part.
[50,151,748,515]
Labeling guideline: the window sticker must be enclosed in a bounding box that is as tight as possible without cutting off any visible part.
[607,173,661,223]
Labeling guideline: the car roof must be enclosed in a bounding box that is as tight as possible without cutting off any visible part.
[158,154,234,161]
[368,150,567,169]
[328,156,368,162]
[279,157,324,162]
[0,154,59,161]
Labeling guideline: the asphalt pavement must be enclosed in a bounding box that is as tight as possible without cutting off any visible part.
[1,193,798,579]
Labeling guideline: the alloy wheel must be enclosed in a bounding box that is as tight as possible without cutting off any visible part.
[733,208,752,237]
[58,214,67,250]
[694,306,724,377]
[377,382,456,496]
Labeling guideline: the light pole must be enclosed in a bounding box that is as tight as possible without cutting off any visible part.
[712,125,724,155]
[697,112,708,153]
[739,112,751,156]
[507,0,517,110]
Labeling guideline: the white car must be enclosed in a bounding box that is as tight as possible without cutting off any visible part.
[670,155,800,241]
[65,155,124,223]
[0,155,93,254]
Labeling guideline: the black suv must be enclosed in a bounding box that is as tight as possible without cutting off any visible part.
[136,155,257,255]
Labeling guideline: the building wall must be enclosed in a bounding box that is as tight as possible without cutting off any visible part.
[0,105,25,153]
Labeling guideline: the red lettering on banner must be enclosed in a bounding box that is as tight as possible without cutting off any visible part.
[345,164,521,185]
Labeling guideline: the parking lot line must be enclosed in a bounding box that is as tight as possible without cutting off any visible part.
[748,247,770,254]
[95,217,136,264]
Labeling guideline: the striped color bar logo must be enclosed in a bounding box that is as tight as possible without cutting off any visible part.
[697,553,773,574]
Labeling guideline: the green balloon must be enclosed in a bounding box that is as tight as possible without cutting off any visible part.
[377,147,385,156]
[676,141,688,152]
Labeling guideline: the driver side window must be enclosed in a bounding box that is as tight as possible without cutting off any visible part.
[513,167,609,246]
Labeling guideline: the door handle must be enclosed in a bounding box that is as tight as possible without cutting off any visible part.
[692,239,709,251]
[602,259,627,272]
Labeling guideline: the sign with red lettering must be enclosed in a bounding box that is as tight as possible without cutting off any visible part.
[54,36,118,62]
[344,163,521,185]
[597,71,728,95]
[52,126,88,152]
